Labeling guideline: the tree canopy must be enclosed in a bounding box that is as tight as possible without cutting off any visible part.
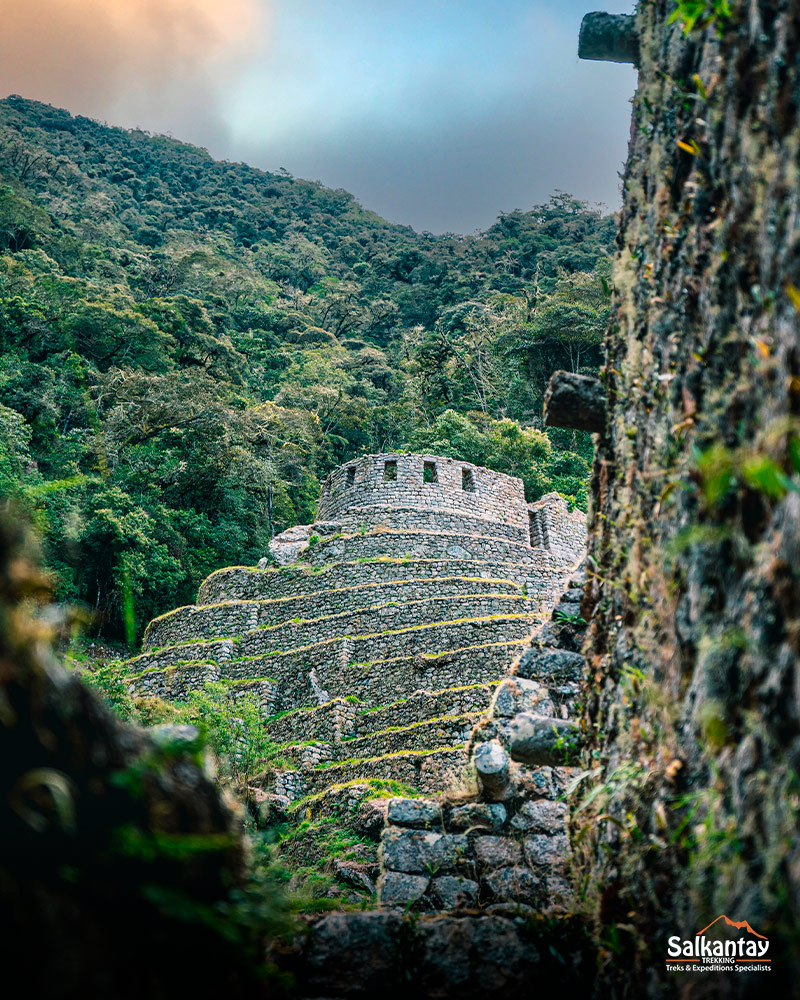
[0,96,614,643]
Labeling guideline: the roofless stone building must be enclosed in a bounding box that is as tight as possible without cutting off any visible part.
[125,453,585,805]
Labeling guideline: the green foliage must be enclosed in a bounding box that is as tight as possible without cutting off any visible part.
[553,608,587,626]
[82,659,277,784]
[667,0,733,35]
[0,98,613,643]
[183,681,277,783]
[82,659,135,720]
[694,437,800,510]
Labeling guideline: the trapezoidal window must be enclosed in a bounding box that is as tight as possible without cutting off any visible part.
[461,468,475,492]
[383,460,397,482]
[346,466,356,487]
[423,461,438,484]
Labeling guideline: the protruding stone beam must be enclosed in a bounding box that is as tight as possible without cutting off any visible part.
[578,12,638,65]
[474,740,512,801]
[543,370,606,433]
[507,713,583,767]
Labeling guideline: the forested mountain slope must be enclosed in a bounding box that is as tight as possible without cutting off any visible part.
[0,95,613,642]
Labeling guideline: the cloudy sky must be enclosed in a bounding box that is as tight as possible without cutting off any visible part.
[1,0,637,233]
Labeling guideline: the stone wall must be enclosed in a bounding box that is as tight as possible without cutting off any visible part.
[196,555,572,607]
[375,563,588,915]
[527,493,587,561]
[572,2,800,993]
[146,575,525,651]
[317,453,529,533]
[306,528,544,567]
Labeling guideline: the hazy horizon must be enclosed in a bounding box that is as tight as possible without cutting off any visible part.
[1,0,637,234]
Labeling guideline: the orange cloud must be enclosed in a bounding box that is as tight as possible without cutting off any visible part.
[0,0,264,136]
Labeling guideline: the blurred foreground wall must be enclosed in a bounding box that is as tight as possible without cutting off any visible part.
[576,1,800,993]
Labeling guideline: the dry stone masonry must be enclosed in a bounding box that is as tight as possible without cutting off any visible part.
[123,452,585,910]
[375,561,589,914]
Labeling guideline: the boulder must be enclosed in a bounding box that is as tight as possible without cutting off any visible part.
[268,523,312,565]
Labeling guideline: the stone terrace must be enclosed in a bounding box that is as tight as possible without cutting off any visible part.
[124,453,585,809]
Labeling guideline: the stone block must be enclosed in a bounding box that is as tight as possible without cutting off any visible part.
[543,874,574,909]
[473,740,511,801]
[381,828,467,874]
[482,865,541,906]
[492,677,554,718]
[507,713,582,766]
[449,802,507,832]
[431,875,479,909]
[378,871,430,906]
[474,835,523,869]
[386,797,442,827]
[517,647,585,682]
[524,833,569,868]
[510,799,567,834]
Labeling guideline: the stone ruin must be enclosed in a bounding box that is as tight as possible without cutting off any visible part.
[123,452,587,912]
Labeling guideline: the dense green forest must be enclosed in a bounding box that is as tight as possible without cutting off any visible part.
[0,95,614,644]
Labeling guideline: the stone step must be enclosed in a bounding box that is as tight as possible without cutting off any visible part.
[264,683,498,744]
[328,506,531,545]
[225,633,530,711]
[237,613,538,662]
[265,698,360,745]
[354,683,498,737]
[339,713,482,760]
[144,575,526,650]
[284,780,396,831]
[126,638,240,677]
[270,712,479,771]
[126,641,519,714]
[197,555,569,606]
[252,595,538,654]
[306,528,548,570]
[273,746,471,801]
[126,663,279,711]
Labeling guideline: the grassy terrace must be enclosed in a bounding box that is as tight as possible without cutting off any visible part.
[307,525,542,555]
[257,592,533,633]
[341,712,482,743]
[287,778,422,816]
[311,745,467,771]
[347,638,525,669]
[199,556,542,591]
[126,635,240,668]
[356,680,499,715]
[125,660,277,684]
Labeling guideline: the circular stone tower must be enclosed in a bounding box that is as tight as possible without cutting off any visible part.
[317,453,529,541]
[124,454,585,803]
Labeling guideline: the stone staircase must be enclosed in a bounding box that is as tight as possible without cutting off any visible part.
[374,561,589,913]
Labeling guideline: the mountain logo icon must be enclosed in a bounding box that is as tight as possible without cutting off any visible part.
[696,915,768,940]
